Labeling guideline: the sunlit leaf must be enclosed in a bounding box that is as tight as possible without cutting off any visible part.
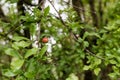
[109,59,117,64]
[94,68,101,75]
[44,6,50,16]
[12,36,29,41]
[24,48,38,58]
[39,45,48,58]
[11,57,24,70]
[108,73,116,78]
[83,32,100,40]
[83,41,89,47]
[94,59,101,65]
[66,73,78,80]
[15,76,26,80]
[5,48,22,59]
[2,69,19,77]
[13,41,31,48]
[24,71,35,78]
[83,65,90,70]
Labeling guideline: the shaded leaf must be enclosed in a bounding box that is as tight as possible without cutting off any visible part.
[24,71,35,78]
[24,59,37,78]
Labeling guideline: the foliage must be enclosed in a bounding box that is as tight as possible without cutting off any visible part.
[0,0,120,80]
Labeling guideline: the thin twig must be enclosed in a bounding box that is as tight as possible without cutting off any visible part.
[48,0,78,39]
[48,0,69,28]
[85,49,105,60]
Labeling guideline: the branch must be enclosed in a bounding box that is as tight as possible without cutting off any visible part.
[85,49,105,60]
[48,0,68,28]
[48,0,79,41]
[48,0,104,60]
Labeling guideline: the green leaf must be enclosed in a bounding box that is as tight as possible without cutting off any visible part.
[44,6,50,16]
[83,41,89,47]
[109,59,117,64]
[83,32,100,40]
[11,57,24,70]
[66,73,78,80]
[24,59,37,78]
[15,76,26,80]
[39,45,48,58]
[12,36,29,41]
[13,41,31,48]
[94,59,102,65]
[2,69,18,77]
[6,0,18,3]
[12,43,19,50]
[94,68,101,75]
[78,38,84,43]
[5,48,22,59]
[24,48,38,58]
[108,73,116,78]
[83,65,90,70]
[24,71,35,78]
[30,23,36,35]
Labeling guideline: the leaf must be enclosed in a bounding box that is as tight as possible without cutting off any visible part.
[2,69,18,77]
[12,36,29,41]
[5,48,22,59]
[12,43,19,50]
[83,32,100,40]
[13,41,31,48]
[83,41,89,47]
[94,68,101,75]
[83,65,90,70]
[24,48,38,59]
[108,73,116,78]
[44,6,50,16]
[66,73,78,80]
[24,59,37,78]
[15,76,26,80]
[95,59,102,65]
[39,45,48,58]
[24,71,35,78]
[11,57,24,70]
[109,59,117,64]
[30,23,36,36]
[6,0,18,3]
